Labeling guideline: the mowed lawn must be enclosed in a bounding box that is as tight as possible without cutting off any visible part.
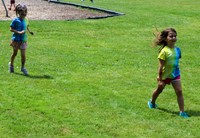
[0,0,200,137]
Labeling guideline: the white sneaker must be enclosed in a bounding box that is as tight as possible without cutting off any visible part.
[8,62,14,73]
[21,68,28,75]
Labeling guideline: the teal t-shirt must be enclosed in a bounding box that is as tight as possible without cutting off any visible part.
[10,17,29,42]
[158,46,181,79]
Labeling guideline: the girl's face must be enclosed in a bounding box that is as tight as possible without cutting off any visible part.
[18,9,27,19]
[165,31,177,46]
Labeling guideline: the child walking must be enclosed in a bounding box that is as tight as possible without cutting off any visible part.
[9,4,33,75]
[8,0,16,11]
[148,28,189,118]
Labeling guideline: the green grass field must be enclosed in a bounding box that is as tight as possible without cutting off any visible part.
[0,0,200,137]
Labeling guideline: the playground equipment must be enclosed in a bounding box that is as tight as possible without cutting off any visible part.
[1,0,9,17]
[49,0,125,19]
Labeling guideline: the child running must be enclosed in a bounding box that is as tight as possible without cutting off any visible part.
[9,4,34,75]
[148,28,189,118]
[8,0,16,11]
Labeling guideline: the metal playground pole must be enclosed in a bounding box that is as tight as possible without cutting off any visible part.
[2,0,9,17]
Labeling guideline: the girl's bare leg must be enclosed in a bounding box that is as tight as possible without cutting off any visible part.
[151,82,166,104]
[172,80,184,112]
[11,48,18,66]
[20,49,26,68]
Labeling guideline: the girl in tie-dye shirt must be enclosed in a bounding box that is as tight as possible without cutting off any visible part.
[148,28,189,118]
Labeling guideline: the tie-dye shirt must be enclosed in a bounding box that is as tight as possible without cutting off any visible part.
[10,17,29,42]
[158,46,181,79]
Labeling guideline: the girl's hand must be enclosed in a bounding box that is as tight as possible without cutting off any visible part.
[158,80,165,87]
[18,30,25,34]
[157,77,165,87]
[157,77,162,82]
[30,32,34,35]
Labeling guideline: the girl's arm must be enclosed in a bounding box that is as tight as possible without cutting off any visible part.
[157,59,165,82]
[27,25,34,35]
[10,27,25,34]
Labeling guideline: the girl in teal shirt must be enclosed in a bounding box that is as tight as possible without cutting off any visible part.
[9,4,33,75]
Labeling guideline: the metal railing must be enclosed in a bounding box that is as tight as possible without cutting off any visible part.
[1,0,9,17]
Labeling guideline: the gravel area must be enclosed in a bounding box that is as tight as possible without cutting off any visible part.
[0,0,112,20]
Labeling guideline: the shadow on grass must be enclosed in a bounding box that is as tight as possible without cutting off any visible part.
[14,72,53,79]
[157,108,200,117]
[186,110,200,117]
[157,107,178,115]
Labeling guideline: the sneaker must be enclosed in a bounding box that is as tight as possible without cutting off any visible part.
[148,99,157,109]
[179,112,189,118]
[8,62,14,73]
[21,68,28,75]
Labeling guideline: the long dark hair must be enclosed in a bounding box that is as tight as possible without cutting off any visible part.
[154,28,177,52]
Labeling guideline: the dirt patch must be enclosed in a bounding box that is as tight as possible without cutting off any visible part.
[0,0,112,20]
